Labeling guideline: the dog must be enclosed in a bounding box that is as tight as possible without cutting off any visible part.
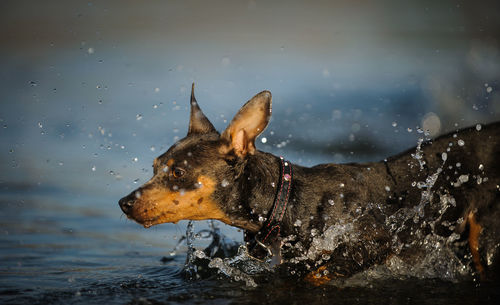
[119,84,500,284]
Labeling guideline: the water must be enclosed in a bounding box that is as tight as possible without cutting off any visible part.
[2,182,500,305]
[2,1,500,302]
[1,112,499,304]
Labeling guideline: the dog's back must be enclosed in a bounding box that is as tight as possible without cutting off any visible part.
[281,122,500,279]
[386,121,500,221]
[385,122,500,277]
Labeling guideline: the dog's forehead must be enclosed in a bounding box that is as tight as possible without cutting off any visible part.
[156,132,220,164]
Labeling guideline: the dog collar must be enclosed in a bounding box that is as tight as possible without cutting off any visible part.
[245,156,293,260]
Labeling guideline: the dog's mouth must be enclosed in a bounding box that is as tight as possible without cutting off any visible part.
[124,211,175,228]
[127,206,227,228]
[120,175,236,228]
[120,199,261,233]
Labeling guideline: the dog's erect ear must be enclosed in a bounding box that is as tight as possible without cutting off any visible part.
[188,83,218,135]
[221,91,272,158]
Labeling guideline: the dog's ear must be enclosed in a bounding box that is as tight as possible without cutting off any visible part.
[220,91,272,158]
[188,83,218,135]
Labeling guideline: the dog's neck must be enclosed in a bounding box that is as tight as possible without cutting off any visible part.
[241,152,294,235]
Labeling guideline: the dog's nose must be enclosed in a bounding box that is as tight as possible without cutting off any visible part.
[119,193,136,214]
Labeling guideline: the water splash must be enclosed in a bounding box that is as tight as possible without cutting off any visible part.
[205,246,263,288]
[183,220,197,280]
[172,221,269,286]
[411,138,426,169]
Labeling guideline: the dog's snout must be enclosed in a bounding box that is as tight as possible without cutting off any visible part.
[119,192,136,214]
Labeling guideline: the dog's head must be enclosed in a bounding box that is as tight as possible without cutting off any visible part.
[119,85,271,232]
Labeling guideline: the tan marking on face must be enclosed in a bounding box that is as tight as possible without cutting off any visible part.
[128,175,231,228]
[166,158,174,167]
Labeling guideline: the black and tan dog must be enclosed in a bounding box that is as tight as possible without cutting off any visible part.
[119,85,500,284]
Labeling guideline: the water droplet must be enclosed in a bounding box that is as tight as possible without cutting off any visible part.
[132,157,138,162]
[38,122,43,128]
[136,114,143,121]
[194,249,206,259]
[154,87,160,93]
[486,86,493,93]
[91,165,96,171]
[441,152,447,161]
[476,124,482,131]
[479,164,484,170]
[150,146,156,152]
[328,199,335,206]
[457,139,465,146]
[261,137,267,144]
[135,191,141,198]
[385,186,391,192]
[221,179,229,187]
[392,121,397,127]
[87,47,94,54]
[458,174,469,183]
[29,81,37,86]
[133,178,139,184]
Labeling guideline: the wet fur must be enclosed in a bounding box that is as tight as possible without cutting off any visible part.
[120,87,500,282]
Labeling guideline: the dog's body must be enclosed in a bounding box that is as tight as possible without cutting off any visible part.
[120,86,500,283]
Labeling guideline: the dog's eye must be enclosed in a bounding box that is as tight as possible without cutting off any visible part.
[172,167,185,178]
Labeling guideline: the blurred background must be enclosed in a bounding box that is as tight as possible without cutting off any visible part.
[0,0,499,298]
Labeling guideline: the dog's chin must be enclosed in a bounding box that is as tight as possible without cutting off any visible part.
[126,214,176,228]
[126,212,261,233]
[141,221,156,228]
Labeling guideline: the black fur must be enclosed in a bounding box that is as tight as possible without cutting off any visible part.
[120,88,500,281]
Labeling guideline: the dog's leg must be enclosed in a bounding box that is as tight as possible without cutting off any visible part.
[468,211,486,280]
